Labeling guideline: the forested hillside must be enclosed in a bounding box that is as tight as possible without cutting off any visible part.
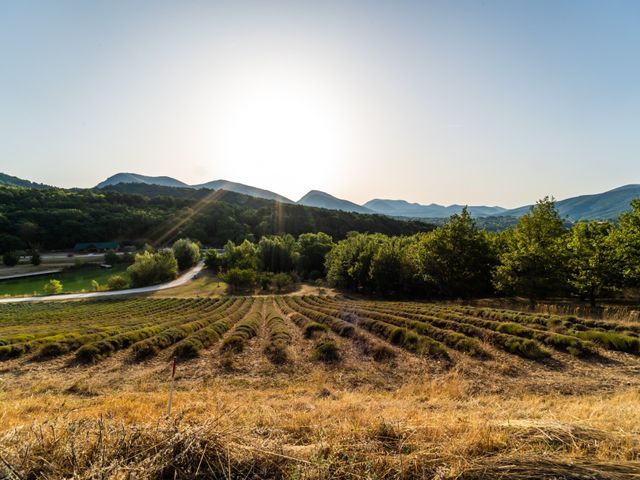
[0,186,433,251]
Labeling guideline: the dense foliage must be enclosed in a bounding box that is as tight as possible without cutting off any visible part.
[127,250,178,287]
[171,238,201,270]
[325,199,640,303]
[209,233,335,291]
[0,185,432,251]
[202,198,640,303]
[325,208,496,297]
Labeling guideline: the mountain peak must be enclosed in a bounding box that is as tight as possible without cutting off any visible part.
[0,172,51,189]
[96,173,188,189]
[298,190,374,214]
[193,179,293,203]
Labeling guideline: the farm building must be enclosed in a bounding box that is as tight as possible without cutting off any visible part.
[73,242,120,253]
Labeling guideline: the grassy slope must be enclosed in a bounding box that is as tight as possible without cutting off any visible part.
[0,265,130,296]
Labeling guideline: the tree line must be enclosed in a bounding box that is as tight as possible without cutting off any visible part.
[326,198,640,304]
[205,232,334,292]
[207,198,640,304]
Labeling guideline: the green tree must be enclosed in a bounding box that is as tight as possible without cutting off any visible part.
[369,236,416,295]
[204,249,221,271]
[412,208,496,297]
[2,251,20,267]
[172,238,201,270]
[220,240,259,271]
[297,232,334,279]
[43,279,63,295]
[612,198,640,287]
[325,233,385,292]
[271,272,295,293]
[127,250,178,287]
[258,234,298,273]
[0,234,23,253]
[566,221,617,306]
[493,198,568,302]
[224,268,256,292]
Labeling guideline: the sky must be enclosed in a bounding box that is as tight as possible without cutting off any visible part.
[1,0,639,208]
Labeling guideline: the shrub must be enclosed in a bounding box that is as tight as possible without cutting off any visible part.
[30,250,41,266]
[107,275,128,290]
[574,330,640,354]
[264,342,288,364]
[221,335,245,353]
[2,251,20,267]
[0,343,25,360]
[302,322,328,338]
[371,344,396,362]
[134,342,159,360]
[271,272,295,293]
[35,342,67,359]
[389,327,407,346]
[76,344,101,363]
[43,279,63,295]
[313,339,340,363]
[264,313,292,364]
[173,340,201,359]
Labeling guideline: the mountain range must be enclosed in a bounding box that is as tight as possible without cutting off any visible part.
[95,173,640,221]
[2,171,640,221]
[96,173,294,203]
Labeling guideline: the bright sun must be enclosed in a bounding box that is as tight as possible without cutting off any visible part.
[208,66,353,200]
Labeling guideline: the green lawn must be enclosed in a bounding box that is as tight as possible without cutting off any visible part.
[0,265,130,297]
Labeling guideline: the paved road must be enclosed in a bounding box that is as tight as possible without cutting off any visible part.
[0,269,63,281]
[0,262,205,304]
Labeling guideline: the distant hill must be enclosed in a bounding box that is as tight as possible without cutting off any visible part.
[96,173,189,189]
[96,173,292,203]
[364,199,506,218]
[193,179,293,203]
[298,190,375,214]
[0,183,434,250]
[0,172,50,189]
[99,183,204,199]
[498,184,640,220]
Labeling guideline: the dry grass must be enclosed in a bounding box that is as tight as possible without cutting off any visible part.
[148,269,228,298]
[1,375,639,479]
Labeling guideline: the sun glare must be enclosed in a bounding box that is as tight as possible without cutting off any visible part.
[209,68,352,200]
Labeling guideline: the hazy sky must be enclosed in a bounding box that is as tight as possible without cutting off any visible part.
[1,1,639,207]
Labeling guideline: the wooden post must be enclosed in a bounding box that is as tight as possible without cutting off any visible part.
[167,356,177,416]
